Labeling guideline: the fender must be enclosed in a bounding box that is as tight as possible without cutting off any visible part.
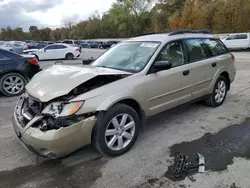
[96,92,145,112]
[209,66,229,93]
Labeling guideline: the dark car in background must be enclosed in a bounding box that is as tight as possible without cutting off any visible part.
[98,41,118,49]
[88,41,103,48]
[0,49,40,97]
[81,41,90,48]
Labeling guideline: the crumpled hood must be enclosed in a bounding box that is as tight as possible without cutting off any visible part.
[26,65,131,102]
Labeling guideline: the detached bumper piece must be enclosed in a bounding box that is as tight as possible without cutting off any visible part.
[168,152,205,182]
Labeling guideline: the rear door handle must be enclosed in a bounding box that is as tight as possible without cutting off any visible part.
[182,70,190,76]
[212,62,217,67]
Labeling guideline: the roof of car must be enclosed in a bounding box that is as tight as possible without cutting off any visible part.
[127,32,218,43]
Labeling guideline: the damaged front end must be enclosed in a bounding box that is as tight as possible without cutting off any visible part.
[13,65,132,158]
[13,93,97,159]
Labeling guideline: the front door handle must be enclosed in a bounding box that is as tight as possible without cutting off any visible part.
[183,70,190,76]
[212,62,217,67]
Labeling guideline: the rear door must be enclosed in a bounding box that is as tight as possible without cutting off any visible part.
[234,34,249,49]
[0,50,22,71]
[0,51,9,73]
[55,44,68,59]
[183,38,216,99]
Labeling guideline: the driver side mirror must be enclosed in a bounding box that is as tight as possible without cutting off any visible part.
[149,61,172,74]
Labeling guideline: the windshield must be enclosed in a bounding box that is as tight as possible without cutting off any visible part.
[91,41,160,73]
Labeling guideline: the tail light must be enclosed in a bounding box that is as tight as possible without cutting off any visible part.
[230,53,235,61]
[28,58,39,66]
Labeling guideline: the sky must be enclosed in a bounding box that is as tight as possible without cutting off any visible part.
[0,0,116,31]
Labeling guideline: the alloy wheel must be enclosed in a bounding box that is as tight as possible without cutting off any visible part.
[3,76,24,95]
[105,113,136,151]
[215,80,226,103]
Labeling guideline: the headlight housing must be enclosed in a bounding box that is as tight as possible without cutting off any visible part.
[42,101,84,118]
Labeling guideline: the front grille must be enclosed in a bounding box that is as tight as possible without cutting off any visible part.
[16,94,42,128]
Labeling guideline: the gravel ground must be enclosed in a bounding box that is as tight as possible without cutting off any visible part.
[0,50,250,188]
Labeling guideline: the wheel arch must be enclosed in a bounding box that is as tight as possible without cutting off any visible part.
[0,70,29,81]
[220,71,230,90]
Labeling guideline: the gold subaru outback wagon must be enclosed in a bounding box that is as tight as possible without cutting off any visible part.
[13,30,236,159]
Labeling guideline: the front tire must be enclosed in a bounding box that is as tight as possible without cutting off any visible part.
[0,73,27,97]
[93,104,141,156]
[205,76,228,107]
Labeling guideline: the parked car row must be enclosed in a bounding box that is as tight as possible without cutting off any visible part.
[81,40,119,49]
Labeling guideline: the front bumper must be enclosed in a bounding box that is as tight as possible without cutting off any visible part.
[12,97,96,159]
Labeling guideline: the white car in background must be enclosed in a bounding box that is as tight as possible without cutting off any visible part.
[26,44,81,60]
[221,33,250,50]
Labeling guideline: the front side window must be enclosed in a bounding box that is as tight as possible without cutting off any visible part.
[226,35,237,40]
[91,42,160,73]
[45,45,56,50]
[202,39,228,56]
[156,41,185,68]
[56,45,67,49]
[185,39,209,63]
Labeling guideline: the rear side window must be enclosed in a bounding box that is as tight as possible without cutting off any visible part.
[202,39,228,56]
[184,39,210,63]
[56,45,67,49]
[236,34,248,39]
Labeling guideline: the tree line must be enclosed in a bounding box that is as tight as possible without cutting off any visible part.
[1,0,250,41]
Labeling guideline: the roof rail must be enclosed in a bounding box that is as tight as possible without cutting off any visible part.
[168,30,212,36]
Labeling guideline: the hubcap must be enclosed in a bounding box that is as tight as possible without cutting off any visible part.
[215,80,226,103]
[105,113,136,151]
[3,76,24,95]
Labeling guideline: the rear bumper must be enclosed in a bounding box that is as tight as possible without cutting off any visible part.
[20,62,40,79]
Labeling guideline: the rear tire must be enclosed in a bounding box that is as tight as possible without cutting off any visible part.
[65,53,74,60]
[205,76,228,107]
[0,73,27,97]
[93,104,141,156]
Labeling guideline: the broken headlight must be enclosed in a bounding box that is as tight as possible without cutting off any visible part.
[42,101,84,118]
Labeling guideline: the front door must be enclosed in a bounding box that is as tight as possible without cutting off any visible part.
[145,40,193,116]
[43,45,58,60]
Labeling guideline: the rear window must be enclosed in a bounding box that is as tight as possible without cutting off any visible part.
[62,40,73,44]
[202,39,228,56]
[184,39,210,63]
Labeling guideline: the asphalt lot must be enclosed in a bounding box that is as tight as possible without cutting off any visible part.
[1,50,250,188]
